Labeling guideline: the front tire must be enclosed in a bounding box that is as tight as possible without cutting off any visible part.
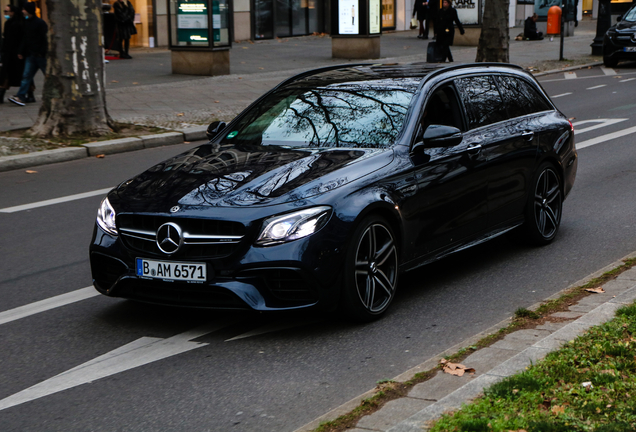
[340,216,399,322]
[518,163,563,245]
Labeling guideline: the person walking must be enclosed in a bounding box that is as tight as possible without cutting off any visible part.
[113,0,136,59]
[0,5,25,104]
[434,0,464,62]
[412,0,430,39]
[8,2,47,107]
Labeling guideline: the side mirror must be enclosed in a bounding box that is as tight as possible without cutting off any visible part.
[422,125,463,148]
[206,121,227,140]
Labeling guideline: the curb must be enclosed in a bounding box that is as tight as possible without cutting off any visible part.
[0,125,208,173]
[534,61,604,77]
[294,251,636,432]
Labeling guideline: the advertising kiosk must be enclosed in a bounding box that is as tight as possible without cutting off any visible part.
[168,0,232,75]
[331,0,382,59]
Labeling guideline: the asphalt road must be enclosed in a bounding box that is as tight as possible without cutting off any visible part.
[1,64,636,432]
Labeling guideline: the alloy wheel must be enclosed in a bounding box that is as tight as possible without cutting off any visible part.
[533,168,561,239]
[353,223,398,314]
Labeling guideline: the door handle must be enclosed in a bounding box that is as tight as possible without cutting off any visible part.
[466,143,482,153]
[521,131,535,141]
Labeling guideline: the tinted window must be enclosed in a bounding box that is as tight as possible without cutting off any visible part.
[455,76,508,129]
[220,81,416,149]
[497,75,552,117]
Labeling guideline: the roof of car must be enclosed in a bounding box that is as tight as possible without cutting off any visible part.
[277,62,527,92]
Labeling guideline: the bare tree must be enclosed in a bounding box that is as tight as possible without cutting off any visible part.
[30,0,115,137]
[475,0,510,63]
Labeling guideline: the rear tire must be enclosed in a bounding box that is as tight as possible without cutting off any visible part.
[340,216,399,322]
[517,162,563,245]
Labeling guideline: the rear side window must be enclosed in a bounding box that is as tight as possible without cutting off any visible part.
[497,75,552,117]
[455,76,508,130]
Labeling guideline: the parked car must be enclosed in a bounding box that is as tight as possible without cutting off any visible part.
[603,4,636,67]
[90,63,577,321]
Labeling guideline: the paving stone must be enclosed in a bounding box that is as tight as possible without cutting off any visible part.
[550,311,583,319]
[617,268,636,281]
[532,335,568,351]
[535,321,569,331]
[544,322,592,343]
[500,328,551,341]
[602,277,636,293]
[461,347,519,375]
[357,397,433,431]
[408,372,473,401]
[490,337,536,351]
[610,285,636,305]
[575,302,622,326]
[486,347,551,377]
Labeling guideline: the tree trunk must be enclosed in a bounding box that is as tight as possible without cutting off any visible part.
[475,0,510,63]
[30,0,115,137]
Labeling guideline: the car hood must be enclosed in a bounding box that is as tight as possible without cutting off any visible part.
[114,143,393,211]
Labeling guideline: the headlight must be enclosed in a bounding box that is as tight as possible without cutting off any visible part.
[256,206,332,246]
[97,197,118,236]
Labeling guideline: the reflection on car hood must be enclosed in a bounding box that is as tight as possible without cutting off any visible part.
[616,21,636,31]
[115,144,393,210]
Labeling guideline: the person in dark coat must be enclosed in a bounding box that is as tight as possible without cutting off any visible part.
[434,0,464,62]
[102,3,118,53]
[0,5,25,103]
[412,0,430,39]
[113,0,136,59]
[524,13,544,40]
[8,2,47,106]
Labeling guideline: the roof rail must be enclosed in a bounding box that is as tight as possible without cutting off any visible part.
[424,62,526,81]
[271,63,374,91]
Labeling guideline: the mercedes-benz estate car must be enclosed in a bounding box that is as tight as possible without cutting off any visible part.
[603,4,636,67]
[90,63,577,321]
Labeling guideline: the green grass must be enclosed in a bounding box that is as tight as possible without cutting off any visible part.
[429,303,636,432]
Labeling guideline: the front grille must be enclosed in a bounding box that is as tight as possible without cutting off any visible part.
[118,214,246,259]
[115,279,248,308]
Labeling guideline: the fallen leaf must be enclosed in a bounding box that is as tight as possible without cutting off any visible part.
[176,113,185,116]
[440,359,475,376]
[25,170,37,174]
[132,82,139,85]
[242,47,248,49]
[96,154,105,158]
[600,369,615,376]
[586,287,605,294]
[111,80,119,83]
[183,141,190,144]
[551,405,565,415]
[214,100,220,103]
[258,67,264,69]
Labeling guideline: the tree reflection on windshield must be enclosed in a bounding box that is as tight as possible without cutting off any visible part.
[222,81,416,149]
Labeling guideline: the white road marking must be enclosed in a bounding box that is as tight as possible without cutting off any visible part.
[0,322,233,411]
[0,287,99,326]
[0,188,113,213]
[601,67,617,76]
[564,72,577,79]
[225,319,323,341]
[572,118,628,134]
[577,125,636,149]
[586,84,607,90]
[551,92,572,98]
[620,78,636,82]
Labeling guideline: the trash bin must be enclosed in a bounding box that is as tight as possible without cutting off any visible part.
[547,5,561,35]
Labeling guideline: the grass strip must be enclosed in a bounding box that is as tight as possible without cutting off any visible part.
[429,301,636,432]
[312,257,636,432]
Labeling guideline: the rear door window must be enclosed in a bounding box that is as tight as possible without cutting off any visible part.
[454,76,508,130]
[496,75,552,117]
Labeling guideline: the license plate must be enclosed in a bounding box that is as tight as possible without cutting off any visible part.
[136,258,207,282]
[624,47,636,52]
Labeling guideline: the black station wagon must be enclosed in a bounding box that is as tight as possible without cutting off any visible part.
[603,4,636,68]
[90,63,577,321]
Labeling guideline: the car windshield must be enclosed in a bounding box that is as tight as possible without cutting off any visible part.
[220,79,416,149]
[625,6,636,21]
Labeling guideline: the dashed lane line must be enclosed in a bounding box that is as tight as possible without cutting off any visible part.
[572,118,628,134]
[0,287,99,326]
[601,67,617,76]
[551,92,572,98]
[0,188,113,213]
[587,84,607,90]
[620,78,636,82]
[576,125,636,150]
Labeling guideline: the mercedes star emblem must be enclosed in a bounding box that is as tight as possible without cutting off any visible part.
[170,206,180,213]
[156,222,183,254]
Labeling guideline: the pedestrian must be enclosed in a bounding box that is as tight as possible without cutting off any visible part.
[524,13,544,40]
[0,5,25,104]
[113,0,136,59]
[8,2,47,107]
[412,0,430,39]
[434,0,464,62]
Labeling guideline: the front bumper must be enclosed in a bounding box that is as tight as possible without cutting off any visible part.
[603,33,636,61]
[89,224,345,311]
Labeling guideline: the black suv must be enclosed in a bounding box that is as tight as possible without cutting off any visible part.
[90,63,577,321]
[603,4,636,67]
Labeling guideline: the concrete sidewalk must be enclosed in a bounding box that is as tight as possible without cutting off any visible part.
[0,18,599,133]
[295,253,636,432]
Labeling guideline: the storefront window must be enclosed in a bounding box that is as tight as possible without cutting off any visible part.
[381,0,394,29]
[255,0,323,39]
